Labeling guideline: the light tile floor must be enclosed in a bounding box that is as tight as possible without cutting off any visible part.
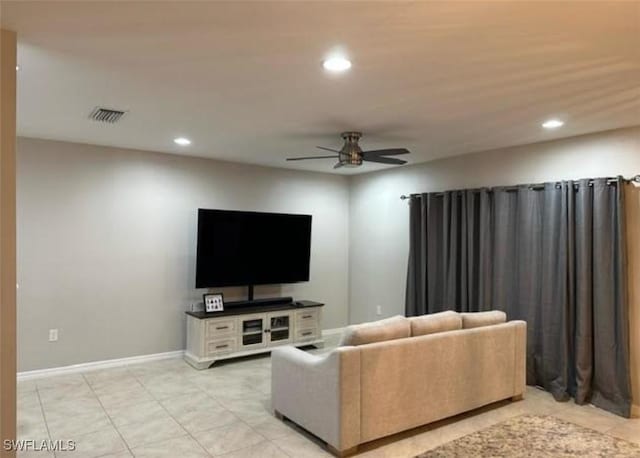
[17,340,640,458]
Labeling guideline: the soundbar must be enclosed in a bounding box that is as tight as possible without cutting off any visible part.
[224,296,294,309]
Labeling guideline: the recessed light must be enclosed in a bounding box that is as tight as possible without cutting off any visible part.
[323,56,352,73]
[542,119,564,129]
[16,65,20,71]
[174,137,191,146]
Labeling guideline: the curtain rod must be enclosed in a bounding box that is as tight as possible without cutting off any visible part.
[399,174,640,200]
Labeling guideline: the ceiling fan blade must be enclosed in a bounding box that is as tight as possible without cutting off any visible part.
[333,162,344,169]
[362,148,410,157]
[316,146,341,153]
[363,156,407,165]
[286,155,339,161]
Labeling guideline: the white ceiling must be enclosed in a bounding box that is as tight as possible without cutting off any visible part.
[2,1,639,174]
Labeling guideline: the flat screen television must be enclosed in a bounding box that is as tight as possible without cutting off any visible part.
[195,209,312,288]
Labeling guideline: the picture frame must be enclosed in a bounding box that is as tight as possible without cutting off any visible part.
[204,292,224,313]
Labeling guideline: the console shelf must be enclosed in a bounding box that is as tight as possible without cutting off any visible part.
[184,301,324,369]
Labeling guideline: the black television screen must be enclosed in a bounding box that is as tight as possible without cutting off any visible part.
[195,209,312,288]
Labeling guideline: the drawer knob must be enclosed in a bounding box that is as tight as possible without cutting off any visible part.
[302,331,312,336]
[215,344,229,349]
[302,315,312,319]
[216,326,229,330]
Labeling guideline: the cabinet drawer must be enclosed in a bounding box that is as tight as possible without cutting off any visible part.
[206,319,236,337]
[296,327,319,341]
[206,338,237,356]
[296,309,319,328]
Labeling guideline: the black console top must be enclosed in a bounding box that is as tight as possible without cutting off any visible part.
[185,300,324,319]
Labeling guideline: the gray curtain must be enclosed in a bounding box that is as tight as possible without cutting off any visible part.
[405,177,631,417]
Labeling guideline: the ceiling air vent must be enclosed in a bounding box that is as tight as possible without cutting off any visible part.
[89,107,127,124]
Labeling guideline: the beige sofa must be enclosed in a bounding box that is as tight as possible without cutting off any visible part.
[271,311,526,456]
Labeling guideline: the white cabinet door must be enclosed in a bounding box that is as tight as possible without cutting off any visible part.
[239,314,267,350]
[267,311,294,346]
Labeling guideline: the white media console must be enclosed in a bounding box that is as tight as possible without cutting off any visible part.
[184,301,324,369]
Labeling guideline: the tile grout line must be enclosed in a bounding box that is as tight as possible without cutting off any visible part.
[27,369,638,457]
[196,362,296,457]
[202,359,314,457]
[27,352,321,457]
[216,394,294,458]
[35,378,105,457]
[151,361,291,457]
[232,416,295,458]
[219,384,296,457]
[33,384,56,458]
[82,372,135,457]
[130,364,218,456]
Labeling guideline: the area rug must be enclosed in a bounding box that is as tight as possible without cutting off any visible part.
[415,415,640,457]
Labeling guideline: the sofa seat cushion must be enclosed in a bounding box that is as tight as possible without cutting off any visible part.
[339,315,410,346]
[460,310,507,329]
[409,310,462,337]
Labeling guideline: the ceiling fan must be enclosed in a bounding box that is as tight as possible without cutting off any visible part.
[286,131,410,169]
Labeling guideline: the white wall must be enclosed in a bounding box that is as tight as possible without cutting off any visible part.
[17,126,640,371]
[349,126,640,324]
[17,138,350,371]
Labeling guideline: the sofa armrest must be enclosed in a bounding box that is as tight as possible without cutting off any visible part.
[272,345,322,368]
[271,346,360,451]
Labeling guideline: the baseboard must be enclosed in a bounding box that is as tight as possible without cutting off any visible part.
[18,327,343,381]
[322,327,345,337]
[17,350,185,381]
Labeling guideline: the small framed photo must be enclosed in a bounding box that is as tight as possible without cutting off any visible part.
[204,293,224,313]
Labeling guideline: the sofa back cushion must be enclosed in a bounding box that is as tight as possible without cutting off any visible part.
[339,315,410,346]
[409,311,462,337]
[357,321,526,442]
[460,310,507,329]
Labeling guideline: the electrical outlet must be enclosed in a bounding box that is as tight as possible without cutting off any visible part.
[48,329,58,342]
[376,306,382,316]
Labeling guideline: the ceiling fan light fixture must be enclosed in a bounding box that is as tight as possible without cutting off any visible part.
[338,153,362,168]
[286,131,410,170]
